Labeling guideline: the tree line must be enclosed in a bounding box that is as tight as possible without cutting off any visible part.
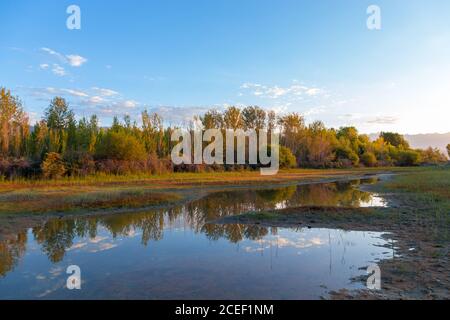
[0,87,448,179]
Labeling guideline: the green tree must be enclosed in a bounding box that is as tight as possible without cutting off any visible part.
[242,106,266,131]
[380,132,410,149]
[360,152,377,167]
[279,146,297,168]
[201,109,224,130]
[45,97,74,130]
[396,150,421,166]
[447,144,450,158]
[44,97,75,154]
[95,131,147,161]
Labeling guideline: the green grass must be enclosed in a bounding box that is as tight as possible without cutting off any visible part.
[383,166,450,200]
[220,166,450,236]
[0,167,428,216]
[0,188,181,215]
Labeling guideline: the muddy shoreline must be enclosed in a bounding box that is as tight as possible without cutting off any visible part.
[0,172,390,241]
[213,176,450,300]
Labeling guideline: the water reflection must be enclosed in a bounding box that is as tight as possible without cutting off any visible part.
[0,178,392,299]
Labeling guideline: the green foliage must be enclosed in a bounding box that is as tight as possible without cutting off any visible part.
[447,144,450,158]
[279,146,297,168]
[95,131,147,161]
[1,87,447,179]
[360,152,377,167]
[45,97,74,131]
[41,152,66,179]
[396,150,421,166]
[380,132,410,149]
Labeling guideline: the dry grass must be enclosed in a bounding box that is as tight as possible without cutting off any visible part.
[0,167,419,215]
[0,189,180,214]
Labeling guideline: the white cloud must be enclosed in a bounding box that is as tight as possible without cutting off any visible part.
[61,88,88,97]
[41,47,65,61]
[366,116,398,125]
[89,236,108,244]
[306,88,322,96]
[240,82,324,100]
[243,235,326,253]
[52,64,66,76]
[87,96,106,105]
[92,87,119,97]
[66,54,87,67]
[41,47,87,68]
[122,100,138,108]
[39,63,49,70]
[89,242,118,253]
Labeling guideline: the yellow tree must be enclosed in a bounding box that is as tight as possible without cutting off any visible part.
[0,88,30,157]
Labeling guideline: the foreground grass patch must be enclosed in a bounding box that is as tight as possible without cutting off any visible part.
[0,189,181,214]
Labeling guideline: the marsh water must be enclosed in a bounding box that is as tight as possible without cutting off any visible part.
[0,178,394,299]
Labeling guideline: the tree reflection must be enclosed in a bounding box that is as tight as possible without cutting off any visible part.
[0,231,27,277]
[0,178,381,273]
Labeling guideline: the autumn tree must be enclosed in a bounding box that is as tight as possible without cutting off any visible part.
[0,88,29,157]
[201,109,224,130]
[41,152,66,179]
[223,106,243,130]
[278,113,305,155]
[242,106,266,131]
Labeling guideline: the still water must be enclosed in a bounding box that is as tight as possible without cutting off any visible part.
[0,178,393,299]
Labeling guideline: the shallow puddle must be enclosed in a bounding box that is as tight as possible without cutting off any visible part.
[0,178,394,299]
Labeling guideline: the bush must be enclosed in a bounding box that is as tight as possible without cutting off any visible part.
[64,151,96,177]
[41,152,66,179]
[396,150,421,166]
[420,147,447,165]
[279,146,297,168]
[0,157,33,178]
[360,152,377,167]
[147,153,173,175]
[95,131,147,161]
[335,146,360,166]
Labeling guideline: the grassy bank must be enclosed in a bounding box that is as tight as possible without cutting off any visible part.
[0,167,416,215]
[215,166,450,299]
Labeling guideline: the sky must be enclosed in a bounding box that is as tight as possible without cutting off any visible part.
[1,0,449,134]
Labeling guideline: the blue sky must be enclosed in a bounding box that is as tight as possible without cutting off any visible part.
[1,0,449,133]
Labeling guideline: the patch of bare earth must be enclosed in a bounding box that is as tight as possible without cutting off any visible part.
[215,203,449,300]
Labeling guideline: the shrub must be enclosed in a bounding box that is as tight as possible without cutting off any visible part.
[420,147,447,165]
[279,146,297,168]
[95,131,147,161]
[64,151,96,177]
[335,146,360,166]
[396,150,421,166]
[0,157,33,178]
[147,153,173,175]
[41,152,66,179]
[360,152,377,167]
